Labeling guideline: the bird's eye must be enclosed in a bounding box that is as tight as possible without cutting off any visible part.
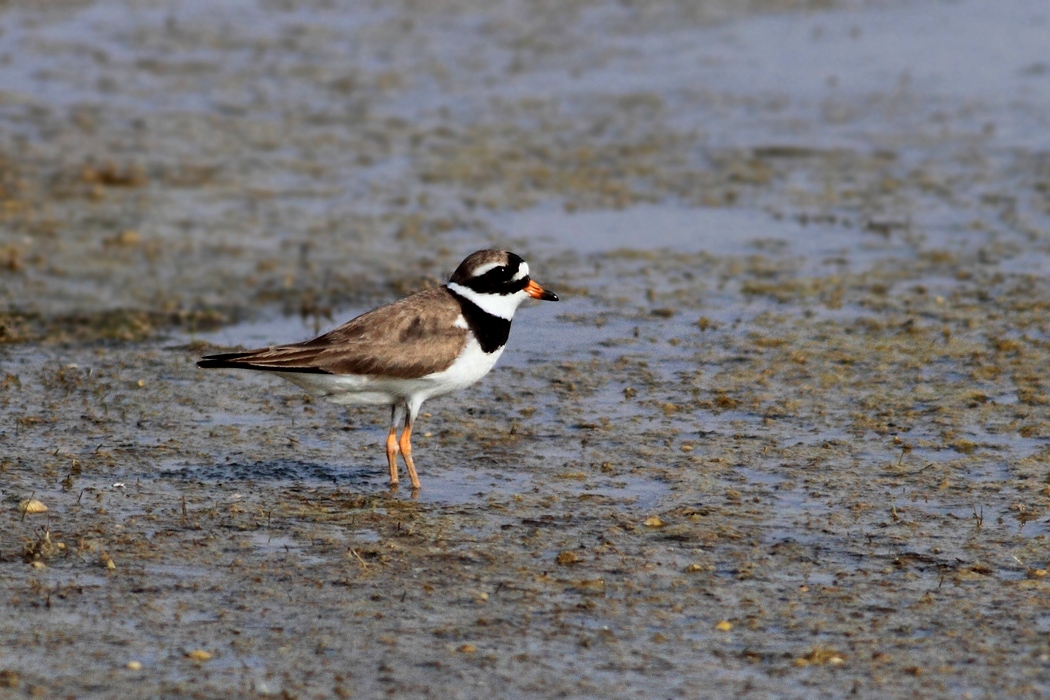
[494,266,507,275]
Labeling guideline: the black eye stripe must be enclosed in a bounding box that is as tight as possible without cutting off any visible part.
[465,263,528,295]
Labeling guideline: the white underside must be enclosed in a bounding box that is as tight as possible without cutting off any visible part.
[275,335,505,413]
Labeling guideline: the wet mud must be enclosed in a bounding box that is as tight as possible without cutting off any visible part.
[3,1,1050,698]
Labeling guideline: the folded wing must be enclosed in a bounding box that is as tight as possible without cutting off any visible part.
[197,287,467,379]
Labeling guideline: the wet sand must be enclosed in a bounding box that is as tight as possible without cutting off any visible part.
[3,1,1050,697]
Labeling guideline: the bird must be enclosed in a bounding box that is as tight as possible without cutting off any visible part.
[197,249,559,491]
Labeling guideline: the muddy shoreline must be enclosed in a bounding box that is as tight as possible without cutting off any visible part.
[4,1,1050,698]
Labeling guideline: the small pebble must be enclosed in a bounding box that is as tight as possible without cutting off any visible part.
[19,499,47,515]
[556,551,581,566]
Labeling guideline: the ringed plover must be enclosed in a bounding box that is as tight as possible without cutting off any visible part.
[197,249,558,490]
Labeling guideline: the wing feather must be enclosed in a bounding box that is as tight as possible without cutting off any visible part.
[198,286,467,379]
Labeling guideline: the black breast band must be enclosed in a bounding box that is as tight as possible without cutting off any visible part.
[448,291,512,353]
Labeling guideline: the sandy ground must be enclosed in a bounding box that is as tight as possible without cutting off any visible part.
[4,0,1050,697]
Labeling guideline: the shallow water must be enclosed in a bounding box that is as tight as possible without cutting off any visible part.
[4,0,1050,698]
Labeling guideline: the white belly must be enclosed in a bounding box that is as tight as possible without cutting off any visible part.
[275,337,504,407]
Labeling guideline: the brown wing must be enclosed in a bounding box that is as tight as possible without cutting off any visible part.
[198,286,468,379]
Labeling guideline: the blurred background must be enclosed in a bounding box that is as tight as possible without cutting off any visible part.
[3,0,1048,327]
[3,1,1050,698]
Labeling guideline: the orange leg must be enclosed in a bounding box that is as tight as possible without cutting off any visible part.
[398,414,421,490]
[385,425,400,485]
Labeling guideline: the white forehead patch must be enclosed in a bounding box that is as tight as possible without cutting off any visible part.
[512,262,529,281]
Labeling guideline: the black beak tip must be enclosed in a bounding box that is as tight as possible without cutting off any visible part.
[543,289,559,302]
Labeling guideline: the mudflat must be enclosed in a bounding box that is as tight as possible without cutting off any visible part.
[3,1,1050,698]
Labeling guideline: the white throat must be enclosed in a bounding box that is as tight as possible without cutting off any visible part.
[446,282,526,321]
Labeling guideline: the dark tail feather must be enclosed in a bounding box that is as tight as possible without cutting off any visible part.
[197,351,263,369]
[197,351,331,374]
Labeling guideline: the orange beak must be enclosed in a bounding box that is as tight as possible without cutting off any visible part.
[525,279,559,301]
